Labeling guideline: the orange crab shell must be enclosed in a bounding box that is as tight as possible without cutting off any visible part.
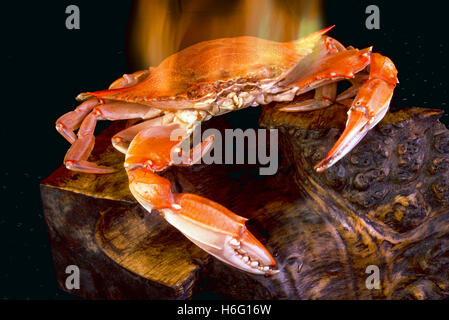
[88,27,334,110]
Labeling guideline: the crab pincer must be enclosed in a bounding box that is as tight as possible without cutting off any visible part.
[314,53,398,172]
[125,124,278,275]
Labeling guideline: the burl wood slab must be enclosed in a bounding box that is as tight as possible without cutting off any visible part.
[40,104,449,299]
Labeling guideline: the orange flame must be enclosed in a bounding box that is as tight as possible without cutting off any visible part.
[129,0,323,68]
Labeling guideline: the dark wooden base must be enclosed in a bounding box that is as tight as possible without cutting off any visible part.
[41,105,449,299]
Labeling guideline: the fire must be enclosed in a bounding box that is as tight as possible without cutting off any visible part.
[129,0,323,69]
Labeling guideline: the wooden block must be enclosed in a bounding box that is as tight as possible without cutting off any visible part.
[40,122,210,299]
[260,104,449,299]
[40,118,288,299]
[41,106,449,300]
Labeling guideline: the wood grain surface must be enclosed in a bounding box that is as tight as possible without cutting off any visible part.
[41,102,449,299]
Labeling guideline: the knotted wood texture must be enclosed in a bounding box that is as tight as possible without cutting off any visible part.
[41,104,449,299]
[261,103,449,299]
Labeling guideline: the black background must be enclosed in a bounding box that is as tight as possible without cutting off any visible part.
[1,1,448,299]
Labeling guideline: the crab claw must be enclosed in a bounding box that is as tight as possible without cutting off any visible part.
[125,125,277,275]
[315,53,398,172]
[128,167,277,275]
[164,194,278,275]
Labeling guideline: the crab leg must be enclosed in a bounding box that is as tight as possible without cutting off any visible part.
[62,103,161,173]
[279,36,350,112]
[278,39,371,114]
[57,68,151,141]
[111,113,174,154]
[281,38,372,94]
[56,98,100,144]
[125,125,278,275]
[280,34,397,171]
[315,53,398,172]
[279,83,337,112]
[63,111,115,173]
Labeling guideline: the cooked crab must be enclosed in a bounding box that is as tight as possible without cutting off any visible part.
[56,26,398,275]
